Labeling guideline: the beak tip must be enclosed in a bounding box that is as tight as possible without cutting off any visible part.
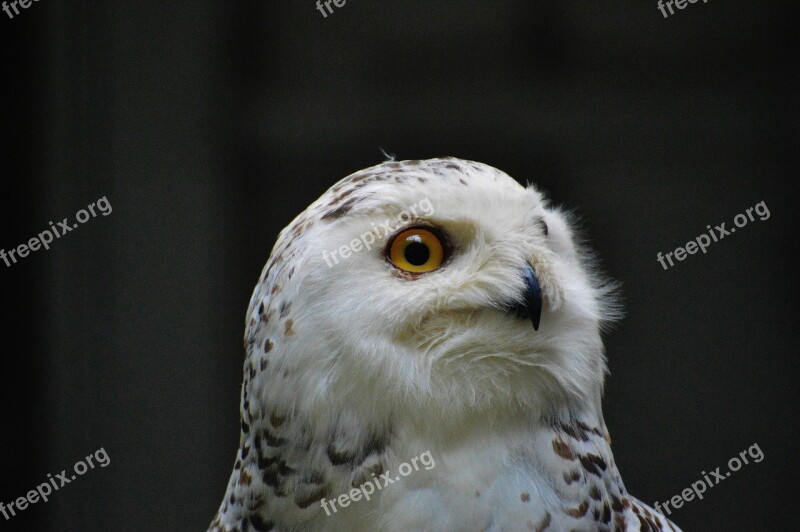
[507,265,543,331]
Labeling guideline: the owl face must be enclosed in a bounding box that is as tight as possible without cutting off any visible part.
[250,159,615,421]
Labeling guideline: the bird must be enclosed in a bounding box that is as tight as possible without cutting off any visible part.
[209,157,681,531]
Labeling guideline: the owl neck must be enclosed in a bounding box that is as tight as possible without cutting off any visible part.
[396,381,608,452]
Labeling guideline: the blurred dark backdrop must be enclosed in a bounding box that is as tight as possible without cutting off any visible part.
[1,1,797,530]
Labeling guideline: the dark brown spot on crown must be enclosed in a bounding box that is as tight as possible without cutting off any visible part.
[336,188,356,202]
[322,197,358,221]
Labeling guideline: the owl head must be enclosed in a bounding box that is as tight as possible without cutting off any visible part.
[244,158,618,430]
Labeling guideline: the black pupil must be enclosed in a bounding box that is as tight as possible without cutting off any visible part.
[404,239,430,266]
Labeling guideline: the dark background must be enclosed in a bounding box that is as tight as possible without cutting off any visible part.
[1,1,797,530]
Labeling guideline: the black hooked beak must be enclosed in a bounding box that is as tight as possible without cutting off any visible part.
[506,265,543,330]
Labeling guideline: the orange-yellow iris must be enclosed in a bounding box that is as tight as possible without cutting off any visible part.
[387,227,445,273]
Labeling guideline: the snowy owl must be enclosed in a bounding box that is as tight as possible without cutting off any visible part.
[209,158,680,531]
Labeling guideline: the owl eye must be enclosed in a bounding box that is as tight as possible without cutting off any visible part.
[386,226,446,274]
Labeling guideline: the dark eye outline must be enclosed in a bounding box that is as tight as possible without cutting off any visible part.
[384,225,450,275]
[537,218,549,236]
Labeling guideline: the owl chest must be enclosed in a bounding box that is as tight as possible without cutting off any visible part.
[378,422,625,530]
